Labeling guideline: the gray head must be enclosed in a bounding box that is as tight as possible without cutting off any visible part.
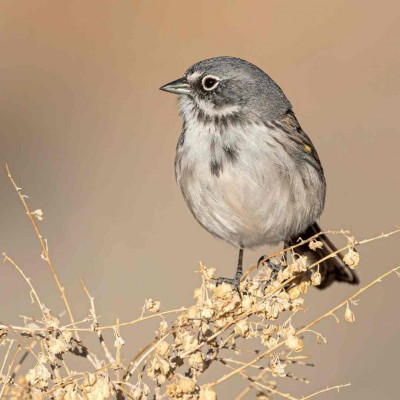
[160,56,291,121]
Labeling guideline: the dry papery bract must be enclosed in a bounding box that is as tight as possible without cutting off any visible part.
[0,164,399,400]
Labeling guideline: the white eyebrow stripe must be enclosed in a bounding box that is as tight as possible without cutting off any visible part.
[186,71,202,82]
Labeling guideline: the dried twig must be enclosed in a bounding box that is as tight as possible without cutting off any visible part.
[208,265,400,388]
[301,383,351,399]
[1,164,399,399]
[0,343,21,398]
[5,164,79,340]
[80,279,116,365]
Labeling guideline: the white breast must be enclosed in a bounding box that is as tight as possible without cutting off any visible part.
[175,100,323,249]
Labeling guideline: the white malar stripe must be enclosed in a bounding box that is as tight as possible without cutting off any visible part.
[195,98,241,117]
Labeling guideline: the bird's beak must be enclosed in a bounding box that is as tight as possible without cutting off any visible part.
[160,77,191,95]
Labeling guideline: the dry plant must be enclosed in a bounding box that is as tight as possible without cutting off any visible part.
[0,163,399,400]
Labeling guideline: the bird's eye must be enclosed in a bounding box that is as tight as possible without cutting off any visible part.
[202,75,220,91]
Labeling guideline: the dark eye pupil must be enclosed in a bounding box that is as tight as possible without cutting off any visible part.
[204,78,217,89]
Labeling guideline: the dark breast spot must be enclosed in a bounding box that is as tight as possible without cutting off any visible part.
[223,146,239,163]
[210,160,223,177]
[177,132,185,149]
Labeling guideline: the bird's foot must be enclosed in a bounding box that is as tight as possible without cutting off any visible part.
[257,255,287,285]
[216,271,243,296]
[257,256,282,273]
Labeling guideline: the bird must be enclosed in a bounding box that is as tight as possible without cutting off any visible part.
[160,56,358,289]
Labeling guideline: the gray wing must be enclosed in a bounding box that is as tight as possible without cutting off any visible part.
[266,109,324,176]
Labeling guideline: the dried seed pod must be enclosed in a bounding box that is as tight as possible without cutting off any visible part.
[145,298,161,313]
[31,209,44,221]
[26,363,51,390]
[213,283,233,299]
[166,376,196,397]
[234,319,250,338]
[270,357,287,377]
[204,267,216,280]
[311,271,322,286]
[285,334,304,352]
[345,303,355,323]
[199,386,217,400]
[293,256,308,272]
[309,240,323,251]
[343,248,360,269]
[288,285,301,300]
[156,341,170,357]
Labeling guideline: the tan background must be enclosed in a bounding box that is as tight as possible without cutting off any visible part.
[0,1,399,398]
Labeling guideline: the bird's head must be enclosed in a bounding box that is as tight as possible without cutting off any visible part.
[160,56,291,121]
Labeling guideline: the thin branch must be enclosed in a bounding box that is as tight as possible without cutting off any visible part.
[0,321,39,363]
[223,363,299,400]
[123,330,172,382]
[301,383,351,399]
[2,253,43,310]
[116,383,135,399]
[43,362,114,397]
[80,279,115,365]
[114,319,123,382]
[94,308,186,331]
[0,307,185,334]
[0,343,21,398]
[296,266,400,336]
[5,164,79,341]
[245,377,298,400]
[234,368,269,400]
[0,340,15,380]
[10,340,39,381]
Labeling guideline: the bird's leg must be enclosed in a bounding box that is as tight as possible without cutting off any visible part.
[235,247,244,281]
[216,248,244,291]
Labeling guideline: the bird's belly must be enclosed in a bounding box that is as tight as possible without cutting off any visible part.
[179,161,315,249]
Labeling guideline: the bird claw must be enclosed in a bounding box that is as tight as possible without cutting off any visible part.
[216,271,243,297]
[257,255,267,268]
[257,255,288,287]
[258,256,282,274]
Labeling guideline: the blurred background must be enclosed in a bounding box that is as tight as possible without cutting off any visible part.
[0,1,399,398]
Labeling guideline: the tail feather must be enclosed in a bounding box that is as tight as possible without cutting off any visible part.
[285,223,359,289]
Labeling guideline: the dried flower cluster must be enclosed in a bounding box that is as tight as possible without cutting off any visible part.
[0,165,399,399]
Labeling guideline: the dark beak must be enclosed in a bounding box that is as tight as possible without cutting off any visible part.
[160,77,191,95]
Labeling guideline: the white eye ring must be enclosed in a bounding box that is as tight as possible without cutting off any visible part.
[201,75,220,91]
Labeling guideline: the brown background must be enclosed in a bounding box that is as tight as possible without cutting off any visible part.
[0,1,399,398]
